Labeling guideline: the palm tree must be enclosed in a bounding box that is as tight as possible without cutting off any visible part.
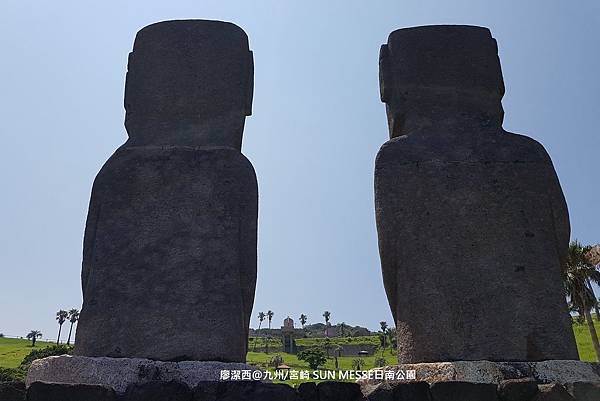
[254,312,266,352]
[379,321,388,355]
[323,311,331,337]
[56,310,68,345]
[299,314,308,329]
[266,310,274,354]
[568,300,585,324]
[66,309,79,345]
[352,358,366,370]
[563,240,600,360]
[26,330,42,347]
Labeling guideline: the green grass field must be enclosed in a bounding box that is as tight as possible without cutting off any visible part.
[572,319,600,362]
[0,338,55,369]
[245,349,396,385]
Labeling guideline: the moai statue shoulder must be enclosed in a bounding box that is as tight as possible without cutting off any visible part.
[75,20,257,362]
[375,25,577,363]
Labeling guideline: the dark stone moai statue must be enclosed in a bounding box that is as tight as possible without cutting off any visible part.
[74,20,257,362]
[375,25,578,363]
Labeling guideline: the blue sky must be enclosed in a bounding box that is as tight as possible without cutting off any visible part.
[1,0,598,341]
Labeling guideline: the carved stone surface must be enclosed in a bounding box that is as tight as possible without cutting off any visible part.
[74,20,257,362]
[375,25,578,363]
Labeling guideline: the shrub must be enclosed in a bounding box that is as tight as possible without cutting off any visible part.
[19,345,72,371]
[0,367,24,382]
[374,357,386,368]
[352,359,366,370]
[268,354,284,368]
[297,347,327,370]
[0,344,72,383]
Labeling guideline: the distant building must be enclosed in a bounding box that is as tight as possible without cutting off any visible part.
[283,317,294,330]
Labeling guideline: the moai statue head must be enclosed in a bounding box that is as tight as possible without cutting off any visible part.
[379,25,505,139]
[124,20,254,149]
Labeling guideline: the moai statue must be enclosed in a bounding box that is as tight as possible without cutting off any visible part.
[74,20,257,362]
[375,25,578,363]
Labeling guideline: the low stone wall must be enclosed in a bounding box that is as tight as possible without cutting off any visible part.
[250,346,284,354]
[296,344,378,357]
[6,379,599,401]
[252,344,378,357]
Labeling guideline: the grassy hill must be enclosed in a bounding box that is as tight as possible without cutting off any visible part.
[0,338,55,368]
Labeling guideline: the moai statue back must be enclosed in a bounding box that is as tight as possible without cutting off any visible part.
[375,25,578,363]
[74,20,257,362]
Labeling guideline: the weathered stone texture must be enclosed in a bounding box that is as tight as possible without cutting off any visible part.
[21,379,600,401]
[365,381,431,401]
[429,382,498,401]
[74,20,257,362]
[192,381,297,401]
[375,25,578,363]
[297,382,318,401]
[123,380,193,401]
[498,378,539,401]
[533,383,575,401]
[26,382,116,401]
[26,355,262,395]
[0,381,26,401]
[565,381,600,401]
[360,361,600,399]
[317,382,363,401]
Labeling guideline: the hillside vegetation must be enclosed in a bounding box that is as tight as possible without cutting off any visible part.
[0,338,55,369]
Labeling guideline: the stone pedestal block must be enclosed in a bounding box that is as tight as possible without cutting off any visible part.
[25,355,263,395]
[359,361,600,396]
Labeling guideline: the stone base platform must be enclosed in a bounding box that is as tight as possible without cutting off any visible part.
[359,360,600,395]
[23,358,600,400]
[25,355,263,394]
